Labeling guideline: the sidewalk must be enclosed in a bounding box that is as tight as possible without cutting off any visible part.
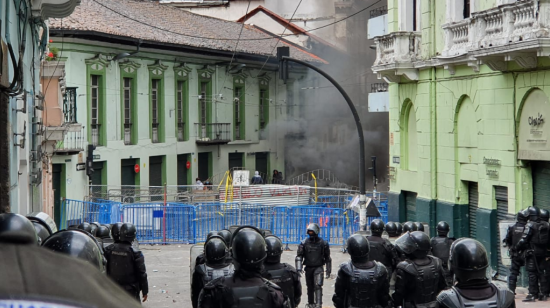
[141,244,548,308]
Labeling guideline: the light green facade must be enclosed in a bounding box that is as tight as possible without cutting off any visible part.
[52,40,300,199]
[380,0,550,276]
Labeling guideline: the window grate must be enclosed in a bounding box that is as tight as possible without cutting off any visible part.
[63,87,77,123]
[259,89,266,129]
[177,81,185,141]
[151,79,159,143]
[234,87,242,140]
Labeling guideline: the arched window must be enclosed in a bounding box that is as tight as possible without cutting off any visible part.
[401,101,418,171]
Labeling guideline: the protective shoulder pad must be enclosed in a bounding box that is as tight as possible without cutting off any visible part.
[263,278,282,291]
[428,255,442,268]
[300,238,308,245]
[373,261,388,277]
[282,263,298,273]
[204,276,225,290]
[130,246,142,254]
[396,260,416,275]
[339,261,354,275]
[494,283,515,308]
[437,288,461,308]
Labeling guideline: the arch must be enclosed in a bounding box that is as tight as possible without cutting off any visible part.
[516,87,542,136]
[454,95,478,150]
[400,99,418,171]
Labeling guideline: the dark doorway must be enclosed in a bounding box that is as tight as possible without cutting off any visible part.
[149,156,164,201]
[91,162,104,186]
[229,153,244,171]
[404,191,417,222]
[177,154,190,186]
[52,164,64,227]
[198,152,211,182]
[468,182,479,238]
[121,159,137,186]
[255,152,268,182]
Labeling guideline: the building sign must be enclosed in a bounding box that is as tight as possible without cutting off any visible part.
[393,156,400,164]
[518,89,550,160]
[483,157,501,166]
[93,154,101,160]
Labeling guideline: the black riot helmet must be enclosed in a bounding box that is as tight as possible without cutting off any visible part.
[395,231,431,259]
[265,235,284,264]
[347,234,370,264]
[120,223,137,243]
[231,226,267,272]
[42,229,105,272]
[307,223,320,237]
[77,222,92,233]
[437,221,450,236]
[449,238,489,283]
[204,235,229,266]
[0,213,39,245]
[385,222,398,237]
[540,209,549,222]
[207,231,218,241]
[89,222,101,237]
[96,225,111,239]
[396,223,403,235]
[110,222,123,242]
[403,221,417,233]
[370,219,385,236]
[517,209,529,223]
[414,222,425,232]
[218,229,233,246]
[527,206,540,222]
[26,212,57,243]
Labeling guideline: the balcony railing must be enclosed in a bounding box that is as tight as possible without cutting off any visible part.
[372,31,421,81]
[63,87,77,123]
[177,123,185,142]
[55,125,84,155]
[194,123,231,145]
[152,125,159,143]
[91,124,100,147]
[369,6,387,19]
[442,0,547,58]
[124,124,132,145]
[370,83,388,93]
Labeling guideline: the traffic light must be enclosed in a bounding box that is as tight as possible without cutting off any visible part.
[86,144,96,177]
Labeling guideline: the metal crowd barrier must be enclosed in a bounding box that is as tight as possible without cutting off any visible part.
[60,198,389,246]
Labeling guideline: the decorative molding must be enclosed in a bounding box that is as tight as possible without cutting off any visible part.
[197,66,215,79]
[85,54,109,71]
[31,0,80,20]
[258,74,271,86]
[119,60,141,74]
[232,72,248,85]
[467,60,480,73]
[147,60,168,76]
[479,57,507,72]
[443,64,456,75]
[173,63,193,78]
[505,52,537,69]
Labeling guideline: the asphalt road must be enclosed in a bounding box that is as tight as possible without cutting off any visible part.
[141,244,545,308]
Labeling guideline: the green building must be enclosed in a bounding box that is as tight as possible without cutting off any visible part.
[373,0,550,278]
[43,0,322,207]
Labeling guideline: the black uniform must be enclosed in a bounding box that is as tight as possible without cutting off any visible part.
[297,235,332,306]
[430,235,455,287]
[192,262,235,308]
[104,242,149,301]
[438,238,515,308]
[393,256,447,307]
[333,260,389,308]
[518,216,550,299]
[503,217,527,292]
[367,234,395,278]
[263,262,302,308]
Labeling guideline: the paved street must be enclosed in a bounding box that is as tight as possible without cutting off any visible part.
[141,244,546,308]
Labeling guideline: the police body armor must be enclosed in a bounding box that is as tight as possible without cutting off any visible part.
[399,256,441,305]
[437,284,515,308]
[342,261,387,308]
[197,263,234,284]
[231,281,276,308]
[107,244,138,286]
[431,237,453,266]
[527,221,550,256]
[367,237,393,269]
[302,238,325,267]
[265,264,295,306]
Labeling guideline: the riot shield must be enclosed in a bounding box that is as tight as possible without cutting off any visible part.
[499,220,515,268]
[190,244,205,278]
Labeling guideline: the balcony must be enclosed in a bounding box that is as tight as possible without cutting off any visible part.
[368,6,387,39]
[372,32,421,82]
[54,124,84,155]
[440,0,550,73]
[194,123,231,145]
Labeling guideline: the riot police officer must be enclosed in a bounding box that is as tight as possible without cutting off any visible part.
[42,229,106,272]
[542,208,550,298]
[77,222,93,233]
[430,221,455,287]
[414,222,425,232]
[96,225,111,250]
[503,210,528,293]
[367,219,395,278]
[437,238,515,308]
[392,231,446,308]
[262,235,302,308]
[517,206,550,301]
[403,221,417,233]
[198,226,287,308]
[192,235,234,308]
[296,223,332,308]
[0,213,141,307]
[195,230,226,267]
[332,234,390,308]
[396,222,403,236]
[104,223,149,303]
[26,212,57,244]
[386,222,399,238]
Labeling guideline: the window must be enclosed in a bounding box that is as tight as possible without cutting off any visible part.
[446,0,471,22]
[259,89,267,129]
[200,82,207,124]
[234,87,242,140]
[463,0,470,18]
[177,80,185,142]
[151,79,160,143]
[123,78,132,145]
[91,75,100,146]
[412,0,417,31]
[399,0,421,31]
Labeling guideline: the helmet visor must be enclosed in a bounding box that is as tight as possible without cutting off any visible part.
[395,232,419,255]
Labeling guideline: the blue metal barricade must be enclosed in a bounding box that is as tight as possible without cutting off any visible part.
[60,199,119,229]
[121,203,195,244]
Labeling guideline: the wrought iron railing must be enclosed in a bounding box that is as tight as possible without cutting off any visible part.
[370,5,387,19]
[370,83,388,93]
[194,123,231,144]
[63,87,77,123]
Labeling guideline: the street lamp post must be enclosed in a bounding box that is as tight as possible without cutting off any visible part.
[277,47,369,231]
